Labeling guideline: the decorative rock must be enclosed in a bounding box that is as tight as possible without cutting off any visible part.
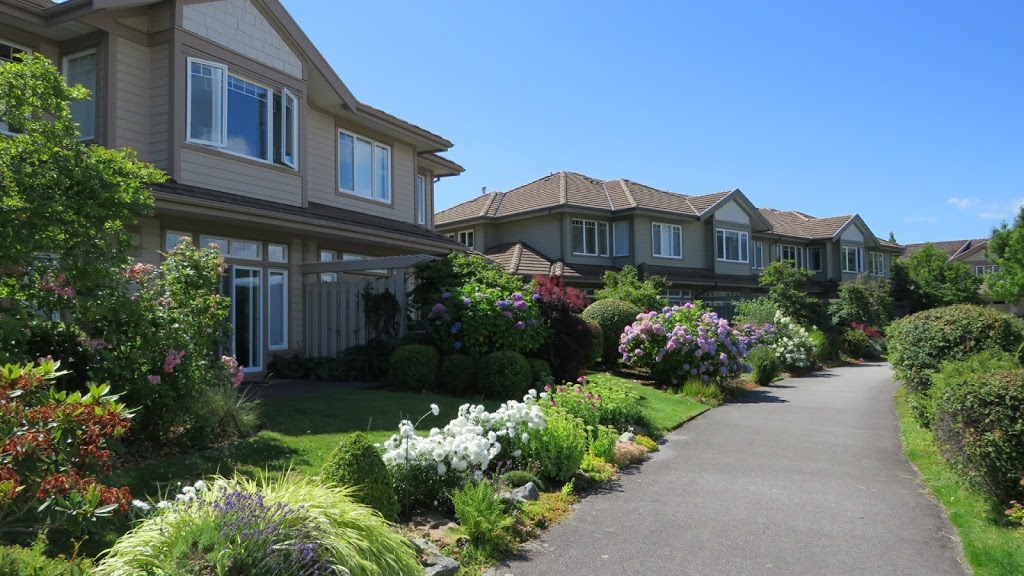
[412,538,437,556]
[423,553,461,576]
[511,481,540,502]
[618,431,636,443]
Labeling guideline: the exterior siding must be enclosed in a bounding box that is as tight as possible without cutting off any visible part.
[180,148,302,205]
[562,214,613,267]
[115,38,149,156]
[716,200,750,225]
[148,43,170,171]
[492,216,561,260]
[634,215,706,268]
[182,0,303,78]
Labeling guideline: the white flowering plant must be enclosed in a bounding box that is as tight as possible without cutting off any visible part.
[767,312,815,369]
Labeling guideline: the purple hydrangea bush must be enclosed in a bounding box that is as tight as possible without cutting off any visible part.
[425,284,549,357]
[619,303,763,384]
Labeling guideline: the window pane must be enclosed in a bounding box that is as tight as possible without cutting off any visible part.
[269,271,286,348]
[375,145,390,201]
[740,234,748,261]
[584,221,596,255]
[598,223,608,256]
[226,75,269,160]
[613,221,629,256]
[416,176,426,224]
[201,236,229,253]
[231,240,260,260]
[189,62,223,144]
[268,244,287,263]
[166,231,190,251]
[672,226,682,257]
[0,42,26,63]
[284,93,296,165]
[338,133,354,191]
[652,224,662,256]
[572,221,585,254]
[716,230,724,259]
[355,138,373,197]
[66,52,96,139]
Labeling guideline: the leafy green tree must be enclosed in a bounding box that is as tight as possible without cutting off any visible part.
[891,244,981,312]
[0,54,163,314]
[594,265,667,312]
[829,275,893,327]
[986,207,1024,304]
[758,261,822,327]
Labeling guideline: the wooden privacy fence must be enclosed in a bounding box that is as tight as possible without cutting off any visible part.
[304,275,406,357]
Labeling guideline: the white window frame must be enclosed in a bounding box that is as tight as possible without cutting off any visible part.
[778,244,805,269]
[268,243,288,263]
[571,219,609,257]
[165,230,191,251]
[457,230,475,249]
[869,252,885,277]
[842,245,864,273]
[752,241,764,270]
[0,38,31,136]
[807,246,823,272]
[199,235,262,261]
[662,288,693,307]
[338,128,392,203]
[62,49,97,141]
[267,269,288,350]
[613,221,629,257]
[416,175,427,225]
[716,228,749,263]
[278,88,298,168]
[652,222,683,259]
[186,57,228,148]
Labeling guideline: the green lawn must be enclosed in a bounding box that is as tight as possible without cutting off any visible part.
[894,388,1024,576]
[585,373,711,435]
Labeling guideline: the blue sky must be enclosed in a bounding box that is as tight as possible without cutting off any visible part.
[284,1,1022,245]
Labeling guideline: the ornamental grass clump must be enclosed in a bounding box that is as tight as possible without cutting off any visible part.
[618,303,758,385]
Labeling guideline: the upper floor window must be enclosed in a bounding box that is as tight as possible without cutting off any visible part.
[778,244,804,268]
[868,252,885,276]
[842,245,864,273]
[613,221,629,257]
[186,58,297,167]
[457,230,475,249]
[338,129,390,202]
[975,264,1000,276]
[652,222,682,259]
[63,50,96,140]
[716,228,748,263]
[807,246,823,272]
[572,219,608,256]
[752,241,764,269]
[416,175,426,225]
[1,39,30,135]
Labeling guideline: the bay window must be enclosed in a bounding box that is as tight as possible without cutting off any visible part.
[716,228,749,263]
[571,219,609,256]
[752,241,764,269]
[63,50,96,140]
[339,129,391,202]
[842,245,864,273]
[652,222,682,258]
[808,246,823,272]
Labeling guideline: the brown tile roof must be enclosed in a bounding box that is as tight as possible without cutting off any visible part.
[153,181,463,249]
[759,208,855,239]
[436,171,735,224]
[482,241,611,282]
[902,239,988,260]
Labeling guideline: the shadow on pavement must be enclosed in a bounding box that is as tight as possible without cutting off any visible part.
[732,388,789,404]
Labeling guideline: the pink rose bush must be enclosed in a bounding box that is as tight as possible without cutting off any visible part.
[619,303,761,385]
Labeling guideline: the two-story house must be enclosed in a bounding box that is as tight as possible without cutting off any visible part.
[435,171,902,306]
[901,239,1017,314]
[1,0,464,373]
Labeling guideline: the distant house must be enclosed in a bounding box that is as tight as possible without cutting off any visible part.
[901,239,1015,314]
[435,171,903,307]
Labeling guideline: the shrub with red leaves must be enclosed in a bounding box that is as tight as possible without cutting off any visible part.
[531,275,596,381]
[0,359,132,537]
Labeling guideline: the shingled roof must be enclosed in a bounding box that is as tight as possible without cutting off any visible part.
[758,208,855,239]
[482,241,609,282]
[902,239,988,260]
[435,171,735,225]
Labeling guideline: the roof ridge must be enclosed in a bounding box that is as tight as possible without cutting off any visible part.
[490,192,508,217]
[559,172,567,205]
[616,180,637,207]
[479,192,498,217]
[511,242,524,274]
[435,194,488,219]
[601,181,614,210]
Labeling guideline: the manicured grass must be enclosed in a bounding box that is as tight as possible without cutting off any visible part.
[585,373,710,435]
[894,387,1024,576]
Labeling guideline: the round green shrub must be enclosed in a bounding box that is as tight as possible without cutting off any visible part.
[321,432,400,520]
[476,351,532,399]
[500,470,546,492]
[841,328,872,359]
[581,299,641,366]
[934,367,1024,503]
[526,407,588,483]
[586,320,603,368]
[398,331,436,348]
[438,354,474,394]
[528,358,553,385]
[746,345,781,386]
[389,344,440,390]
[887,305,1024,394]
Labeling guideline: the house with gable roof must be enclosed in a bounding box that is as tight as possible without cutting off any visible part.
[0,0,465,372]
[435,171,903,306]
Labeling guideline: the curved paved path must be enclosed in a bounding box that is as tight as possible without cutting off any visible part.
[497,363,967,576]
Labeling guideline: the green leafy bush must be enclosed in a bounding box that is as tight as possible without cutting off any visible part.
[337,339,394,382]
[397,331,435,349]
[588,425,619,462]
[321,432,400,520]
[888,304,1024,394]
[390,460,458,519]
[912,351,1020,429]
[0,541,91,576]
[527,408,588,483]
[500,470,546,492]
[423,286,548,358]
[527,358,553,386]
[451,480,514,552]
[635,435,659,452]
[388,344,440,390]
[581,299,640,366]
[733,297,779,326]
[593,266,667,312]
[476,351,532,399]
[547,377,647,431]
[438,354,474,394]
[934,367,1024,503]
[579,454,616,483]
[586,320,604,368]
[809,327,841,366]
[828,275,893,328]
[681,380,724,406]
[841,327,872,359]
[746,345,781,386]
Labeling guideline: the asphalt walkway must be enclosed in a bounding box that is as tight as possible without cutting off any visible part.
[497,363,967,576]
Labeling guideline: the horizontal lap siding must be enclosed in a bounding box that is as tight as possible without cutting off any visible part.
[115,39,149,156]
[494,217,562,260]
[180,148,301,205]
[148,44,170,171]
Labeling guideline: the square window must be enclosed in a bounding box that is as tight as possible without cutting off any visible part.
[268,244,288,263]
[652,223,682,258]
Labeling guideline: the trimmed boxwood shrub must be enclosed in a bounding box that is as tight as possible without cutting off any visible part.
[527,358,553,385]
[887,304,1024,394]
[934,367,1024,502]
[476,351,532,399]
[397,331,436,349]
[321,432,400,520]
[438,354,474,394]
[389,344,440,390]
[586,320,603,368]
[527,407,588,483]
[581,299,640,366]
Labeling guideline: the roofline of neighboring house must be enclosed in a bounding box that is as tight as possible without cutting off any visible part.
[418,152,465,178]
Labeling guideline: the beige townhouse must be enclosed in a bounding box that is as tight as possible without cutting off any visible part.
[435,171,903,307]
[901,238,1017,314]
[1,0,465,373]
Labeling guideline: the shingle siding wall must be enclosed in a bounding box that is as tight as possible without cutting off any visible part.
[115,38,149,157]
[180,148,302,205]
[182,0,302,78]
[148,43,170,171]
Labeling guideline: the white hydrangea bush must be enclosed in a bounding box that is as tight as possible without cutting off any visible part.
[382,391,546,479]
[769,312,815,369]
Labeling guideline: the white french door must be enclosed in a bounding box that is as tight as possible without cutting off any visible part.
[230,266,263,372]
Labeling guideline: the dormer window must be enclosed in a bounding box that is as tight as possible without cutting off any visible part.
[186,57,298,168]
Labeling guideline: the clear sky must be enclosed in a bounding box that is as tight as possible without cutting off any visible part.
[283,0,1022,245]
